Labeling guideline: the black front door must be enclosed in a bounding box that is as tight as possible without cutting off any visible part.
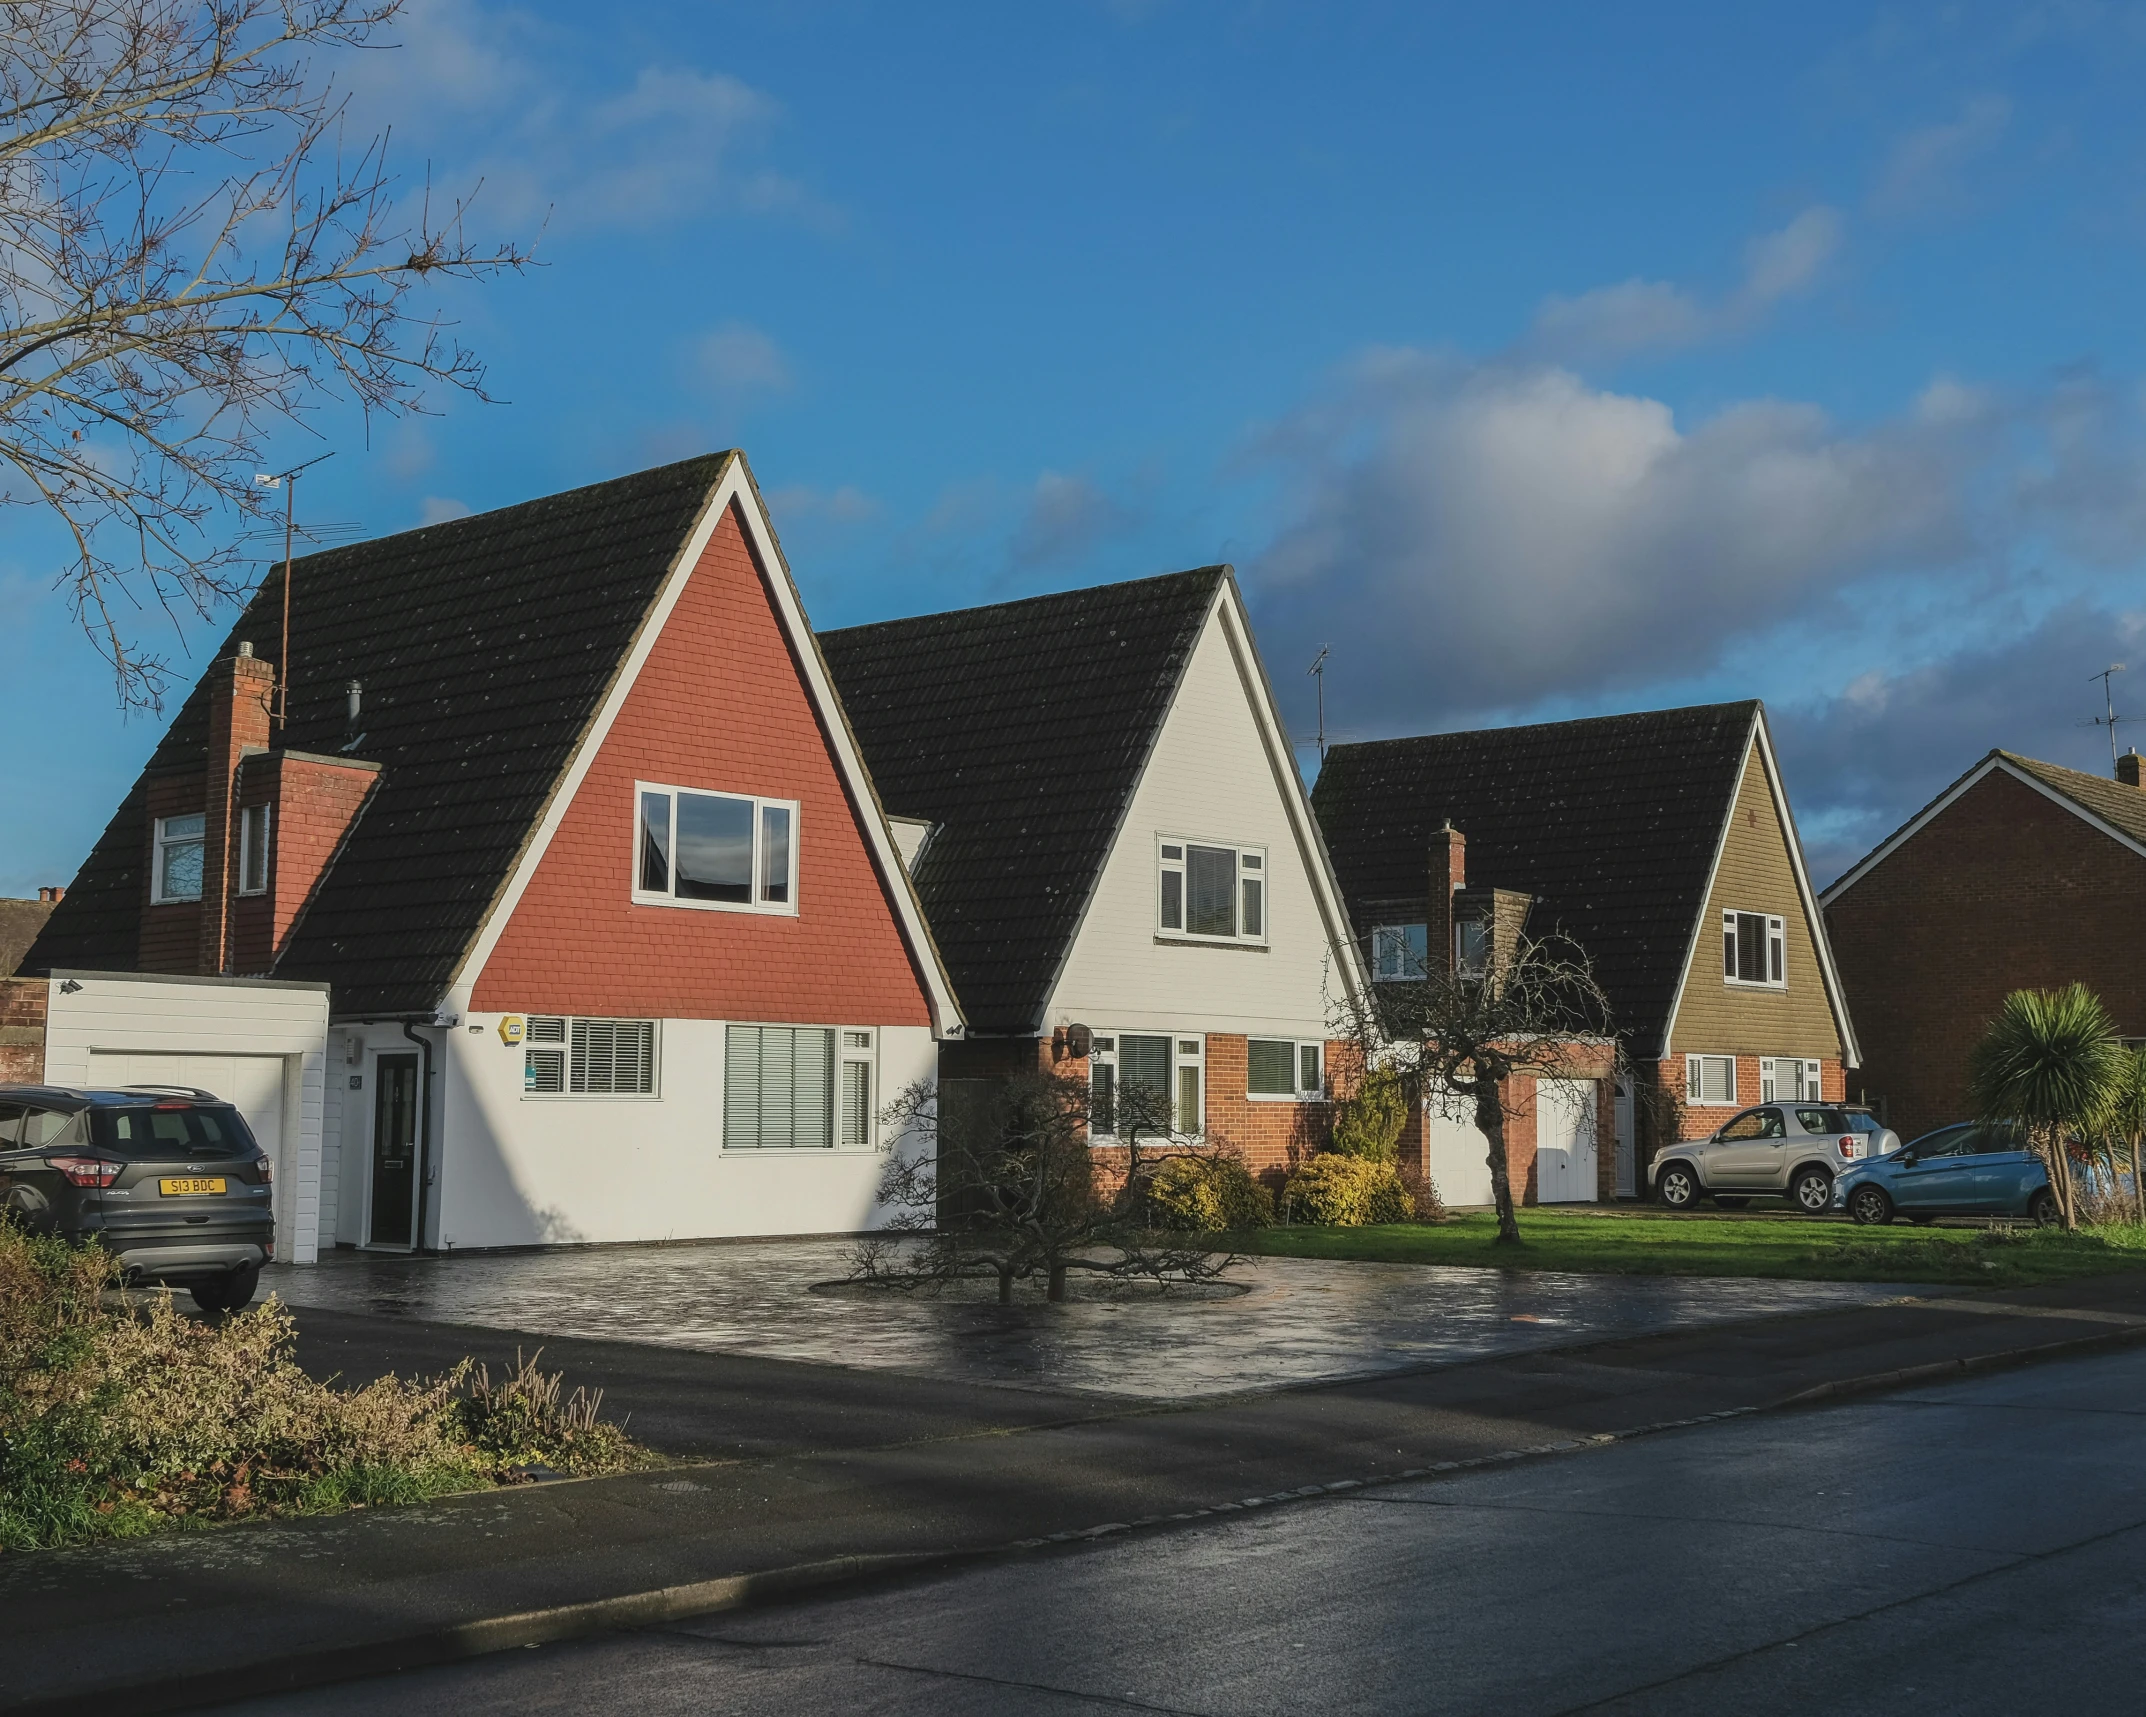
[368,1054,420,1247]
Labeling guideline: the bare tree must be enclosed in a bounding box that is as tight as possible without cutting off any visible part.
[1343,933,1615,1246]
[852,1069,1239,1303]
[0,0,531,705]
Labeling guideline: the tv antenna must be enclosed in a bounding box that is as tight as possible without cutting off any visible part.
[2083,664,2136,769]
[1307,645,1330,764]
[252,451,336,728]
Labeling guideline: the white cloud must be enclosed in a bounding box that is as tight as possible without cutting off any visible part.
[418,496,473,525]
[1528,208,1843,361]
[694,322,791,399]
[1870,95,2012,217]
[1250,352,1989,729]
[1010,471,1139,568]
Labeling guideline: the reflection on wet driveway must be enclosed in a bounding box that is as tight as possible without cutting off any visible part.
[264,1242,1901,1400]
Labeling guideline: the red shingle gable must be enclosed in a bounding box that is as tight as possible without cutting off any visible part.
[470,502,933,1025]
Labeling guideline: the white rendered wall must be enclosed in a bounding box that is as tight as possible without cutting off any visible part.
[1045,601,1352,1043]
[42,973,330,1262]
[423,1015,936,1251]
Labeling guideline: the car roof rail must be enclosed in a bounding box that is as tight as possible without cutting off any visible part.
[113,1084,222,1101]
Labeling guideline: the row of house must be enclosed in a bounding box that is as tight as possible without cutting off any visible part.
[5,449,1880,1258]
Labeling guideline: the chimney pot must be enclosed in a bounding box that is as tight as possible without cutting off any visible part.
[38,885,63,904]
[2120,750,2143,789]
[237,641,253,657]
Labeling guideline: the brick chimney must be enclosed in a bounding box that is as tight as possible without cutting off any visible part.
[36,886,63,904]
[2120,749,2143,789]
[199,642,276,974]
[1428,821,1465,980]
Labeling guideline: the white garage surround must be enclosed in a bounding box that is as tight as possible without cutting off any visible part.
[41,972,330,1262]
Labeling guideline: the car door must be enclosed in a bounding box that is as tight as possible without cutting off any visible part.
[1708,1108,1786,1188]
[1967,1125,2042,1213]
[1893,1128,1981,1211]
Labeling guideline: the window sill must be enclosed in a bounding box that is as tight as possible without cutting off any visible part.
[1153,933,1268,951]
[521,1092,664,1102]
[632,891,798,918]
[148,896,204,908]
[720,1145,883,1155]
[1245,1092,1326,1104]
[1722,978,1787,992]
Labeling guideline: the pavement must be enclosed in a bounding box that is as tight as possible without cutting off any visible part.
[200,1342,2146,1716]
[5,1260,2146,1714]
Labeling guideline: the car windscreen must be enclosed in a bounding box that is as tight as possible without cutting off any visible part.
[88,1104,258,1159]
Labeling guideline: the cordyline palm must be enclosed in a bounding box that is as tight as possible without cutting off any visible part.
[2095,1044,2146,1227]
[1966,984,2124,1231]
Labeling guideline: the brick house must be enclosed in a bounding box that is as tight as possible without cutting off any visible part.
[1821,747,2146,1143]
[818,568,1374,1185]
[1313,702,1860,1203]
[21,452,963,1255]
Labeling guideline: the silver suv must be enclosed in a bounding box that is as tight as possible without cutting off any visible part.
[1650,1103,1901,1215]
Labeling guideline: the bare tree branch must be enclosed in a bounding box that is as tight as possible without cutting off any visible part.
[0,0,534,705]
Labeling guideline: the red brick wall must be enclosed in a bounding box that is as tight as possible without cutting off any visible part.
[138,774,206,973]
[233,754,379,975]
[1825,766,2146,1143]
[472,503,934,1025]
[1199,1033,1343,1175]
[0,978,47,1084]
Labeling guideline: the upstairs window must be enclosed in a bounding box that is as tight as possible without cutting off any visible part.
[1722,911,1786,988]
[524,1015,658,1096]
[1372,924,1428,982]
[151,812,206,904]
[635,782,797,914]
[1157,838,1266,944]
[237,804,271,897]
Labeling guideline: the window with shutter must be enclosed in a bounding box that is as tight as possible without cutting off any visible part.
[522,1015,655,1096]
[723,1025,839,1148]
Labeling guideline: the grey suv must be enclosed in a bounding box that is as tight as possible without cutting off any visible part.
[1650,1103,1901,1215]
[0,1084,275,1310]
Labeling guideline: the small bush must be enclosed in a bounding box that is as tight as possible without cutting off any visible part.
[1399,1165,1449,1224]
[1281,1154,1412,1226]
[1146,1153,1275,1232]
[1330,1070,1406,1165]
[0,1224,644,1552]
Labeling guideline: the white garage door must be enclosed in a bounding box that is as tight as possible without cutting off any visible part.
[1425,1104,1495,1207]
[1535,1078,1600,1204]
[87,1052,289,1231]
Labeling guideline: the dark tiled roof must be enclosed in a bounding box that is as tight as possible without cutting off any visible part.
[26,454,735,1014]
[2002,752,2146,847]
[818,568,1226,1035]
[1312,701,1762,1050]
[0,899,55,977]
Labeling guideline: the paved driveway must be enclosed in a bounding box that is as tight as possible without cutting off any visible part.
[264,1241,1898,1398]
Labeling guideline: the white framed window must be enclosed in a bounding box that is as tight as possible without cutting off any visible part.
[1372,923,1428,982]
[840,1029,877,1148]
[237,803,271,896]
[523,1015,658,1097]
[727,1024,879,1150]
[1685,1054,1738,1106]
[1247,1038,1325,1101]
[1722,910,1786,988]
[1089,1032,1204,1139]
[151,812,206,904]
[1157,837,1267,944]
[634,781,798,915]
[1760,1057,1825,1103]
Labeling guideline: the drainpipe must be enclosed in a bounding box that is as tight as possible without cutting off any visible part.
[402,1020,435,1253]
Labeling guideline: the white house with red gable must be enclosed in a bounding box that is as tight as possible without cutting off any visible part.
[21,453,963,1254]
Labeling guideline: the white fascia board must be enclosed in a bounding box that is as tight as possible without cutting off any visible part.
[1034,575,1375,1034]
[445,454,967,1039]
[1751,710,1861,1069]
[1211,576,1376,1012]
[1654,718,1755,1065]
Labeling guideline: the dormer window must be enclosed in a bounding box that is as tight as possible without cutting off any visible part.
[151,813,205,904]
[635,782,798,915]
[1157,837,1267,944]
[1723,910,1786,988]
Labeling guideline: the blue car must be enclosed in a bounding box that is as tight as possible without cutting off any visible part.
[1832,1122,2058,1226]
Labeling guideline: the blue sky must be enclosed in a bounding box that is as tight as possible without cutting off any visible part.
[7,0,2146,893]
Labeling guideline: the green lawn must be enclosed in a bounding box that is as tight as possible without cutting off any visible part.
[1226,1209,2146,1288]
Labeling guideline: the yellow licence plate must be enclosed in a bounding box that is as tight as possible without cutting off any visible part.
[158,1177,227,1197]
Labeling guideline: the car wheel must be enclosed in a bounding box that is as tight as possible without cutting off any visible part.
[1791,1167,1834,1215]
[2030,1188,2060,1227]
[1849,1184,1893,1225]
[220,1264,260,1311]
[190,1277,228,1313]
[1657,1163,1702,1209]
